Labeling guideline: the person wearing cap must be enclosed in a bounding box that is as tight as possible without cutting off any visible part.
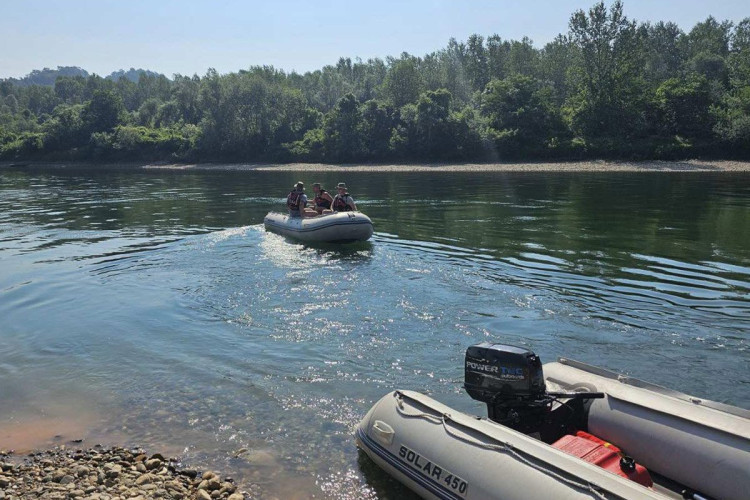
[331,182,357,212]
[312,183,334,215]
[286,181,314,217]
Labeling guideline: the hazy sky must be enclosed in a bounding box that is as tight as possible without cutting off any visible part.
[2,0,748,79]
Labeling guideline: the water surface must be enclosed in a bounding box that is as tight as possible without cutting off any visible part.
[1,167,748,498]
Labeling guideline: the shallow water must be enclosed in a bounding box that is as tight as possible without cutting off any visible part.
[1,167,748,498]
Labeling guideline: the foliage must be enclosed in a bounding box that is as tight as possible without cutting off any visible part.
[656,75,713,138]
[1,2,749,162]
[481,75,565,157]
[567,1,647,139]
[82,90,126,134]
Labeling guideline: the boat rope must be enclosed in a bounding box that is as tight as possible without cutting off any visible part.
[394,392,611,500]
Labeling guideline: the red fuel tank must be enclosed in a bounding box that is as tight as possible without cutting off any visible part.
[552,431,653,488]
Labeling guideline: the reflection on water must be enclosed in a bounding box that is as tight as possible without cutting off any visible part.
[0,167,749,498]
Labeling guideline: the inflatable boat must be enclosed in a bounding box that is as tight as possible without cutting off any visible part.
[356,343,750,500]
[263,211,373,243]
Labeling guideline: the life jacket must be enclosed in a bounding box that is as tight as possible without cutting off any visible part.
[287,190,302,211]
[314,190,331,209]
[333,193,353,212]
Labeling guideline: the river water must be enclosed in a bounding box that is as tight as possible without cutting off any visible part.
[1,167,748,498]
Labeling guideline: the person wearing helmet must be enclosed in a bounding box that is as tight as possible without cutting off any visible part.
[331,182,357,212]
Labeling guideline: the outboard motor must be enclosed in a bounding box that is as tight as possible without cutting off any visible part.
[464,343,653,489]
[464,343,603,436]
[464,343,549,433]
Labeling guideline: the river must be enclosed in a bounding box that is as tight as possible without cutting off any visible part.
[1,167,748,498]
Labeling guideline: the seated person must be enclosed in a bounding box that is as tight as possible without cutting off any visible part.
[287,181,316,217]
[331,182,357,212]
[312,183,334,214]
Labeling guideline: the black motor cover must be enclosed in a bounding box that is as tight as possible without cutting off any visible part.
[464,343,546,403]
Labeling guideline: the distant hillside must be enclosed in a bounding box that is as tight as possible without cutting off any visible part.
[107,68,164,83]
[8,66,90,86]
[6,66,165,86]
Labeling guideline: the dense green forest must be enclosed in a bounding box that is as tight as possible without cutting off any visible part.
[1,2,749,163]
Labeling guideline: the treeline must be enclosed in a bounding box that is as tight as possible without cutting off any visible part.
[1,1,749,163]
[4,66,163,87]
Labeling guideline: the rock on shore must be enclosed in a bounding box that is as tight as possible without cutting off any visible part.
[0,446,247,500]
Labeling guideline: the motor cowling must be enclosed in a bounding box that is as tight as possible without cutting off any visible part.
[464,343,546,402]
[464,343,549,433]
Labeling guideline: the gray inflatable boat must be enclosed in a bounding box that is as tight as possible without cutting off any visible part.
[264,211,373,243]
[356,343,750,500]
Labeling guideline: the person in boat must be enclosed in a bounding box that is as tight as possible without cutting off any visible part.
[331,182,357,212]
[287,181,316,217]
[312,183,334,215]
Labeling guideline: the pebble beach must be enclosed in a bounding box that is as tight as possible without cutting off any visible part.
[141,159,750,172]
[4,159,750,172]
[0,447,250,500]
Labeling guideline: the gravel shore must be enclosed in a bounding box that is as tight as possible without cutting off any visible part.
[3,159,750,172]
[228,159,750,172]
[0,446,249,500]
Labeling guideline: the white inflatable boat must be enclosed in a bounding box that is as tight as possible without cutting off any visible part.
[263,211,373,243]
[356,343,750,500]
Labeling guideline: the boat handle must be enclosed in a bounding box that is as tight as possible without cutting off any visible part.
[372,420,395,446]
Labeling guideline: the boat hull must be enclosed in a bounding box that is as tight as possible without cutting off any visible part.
[263,211,373,243]
[357,361,750,500]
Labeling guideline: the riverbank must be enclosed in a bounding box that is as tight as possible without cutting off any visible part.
[3,159,750,172]
[0,446,250,500]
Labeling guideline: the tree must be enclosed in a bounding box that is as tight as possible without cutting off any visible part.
[137,98,160,126]
[82,89,124,133]
[440,39,472,103]
[690,52,728,83]
[413,89,454,158]
[642,22,685,84]
[322,93,363,161]
[355,58,388,103]
[24,85,59,116]
[465,34,489,90]
[54,76,86,104]
[712,86,750,150]
[685,17,732,58]
[656,75,713,138]
[487,35,509,81]
[271,88,319,151]
[482,75,563,156]
[420,53,446,92]
[115,77,138,111]
[4,94,18,114]
[396,89,478,160]
[567,1,646,139]
[506,37,539,77]
[172,75,202,124]
[539,35,576,106]
[728,19,750,84]
[382,56,423,108]
[684,17,733,84]
[360,100,394,160]
[712,19,750,154]
[43,104,86,150]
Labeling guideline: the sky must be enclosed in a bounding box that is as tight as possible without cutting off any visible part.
[1,0,748,79]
